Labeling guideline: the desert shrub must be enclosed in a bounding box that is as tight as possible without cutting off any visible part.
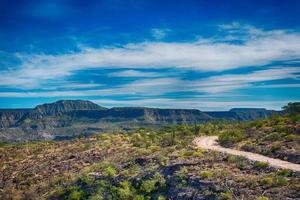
[226,155,248,169]
[270,142,282,152]
[264,132,284,141]
[103,166,117,177]
[253,119,266,128]
[275,176,288,186]
[183,149,194,157]
[176,166,188,179]
[254,161,269,169]
[79,175,95,187]
[261,177,273,187]
[192,149,204,157]
[121,164,141,177]
[219,129,244,147]
[284,134,297,141]
[292,184,300,192]
[140,172,166,194]
[157,195,166,200]
[148,145,161,153]
[246,177,259,188]
[110,181,137,200]
[140,179,156,193]
[277,169,292,177]
[219,190,233,200]
[88,180,110,200]
[156,155,168,166]
[199,170,214,179]
[241,142,255,152]
[257,196,269,200]
[67,186,87,200]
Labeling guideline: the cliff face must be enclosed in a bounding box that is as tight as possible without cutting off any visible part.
[205,108,277,121]
[0,109,31,128]
[0,100,280,142]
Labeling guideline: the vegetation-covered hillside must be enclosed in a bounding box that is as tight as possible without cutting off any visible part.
[1,119,300,200]
[226,102,300,164]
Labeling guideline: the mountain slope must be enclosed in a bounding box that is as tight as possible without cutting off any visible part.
[0,100,281,142]
[205,108,277,121]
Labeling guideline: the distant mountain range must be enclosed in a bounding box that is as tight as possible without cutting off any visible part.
[0,100,279,142]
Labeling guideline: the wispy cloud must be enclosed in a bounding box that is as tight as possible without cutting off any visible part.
[255,83,300,88]
[191,67,300,93]
[0,67,298,97]
[109,70,161,77]
[1,24,300,89]
[151,28,171,39]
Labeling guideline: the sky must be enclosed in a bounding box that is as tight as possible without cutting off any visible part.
[0,0,299,110]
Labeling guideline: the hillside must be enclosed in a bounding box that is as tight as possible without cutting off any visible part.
[205,108,277,121]
[1,125,299,200]
[223,103,300,164]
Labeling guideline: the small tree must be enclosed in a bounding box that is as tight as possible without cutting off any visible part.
[282,102,300,115]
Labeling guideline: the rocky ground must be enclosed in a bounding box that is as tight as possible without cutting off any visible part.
[1,126,299,200]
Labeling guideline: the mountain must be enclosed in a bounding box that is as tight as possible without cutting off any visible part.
[0,109,31,128]
[205,108,277,121]
[35,99,106,113]
[0,100,279,142]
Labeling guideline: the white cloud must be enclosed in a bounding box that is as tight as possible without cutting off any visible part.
[190,67,300,93]
[1,24,300,89]
[256,83,300,88]
[0,67,298,98]
[109,70,161,77]
[151,28,170,39]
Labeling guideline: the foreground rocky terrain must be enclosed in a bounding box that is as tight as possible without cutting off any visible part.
[1,128,299,200]
[0,100,278,142]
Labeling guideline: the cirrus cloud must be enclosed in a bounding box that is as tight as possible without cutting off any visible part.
[1,24,300,89]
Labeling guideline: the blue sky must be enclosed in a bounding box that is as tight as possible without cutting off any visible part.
[0,0,300,110]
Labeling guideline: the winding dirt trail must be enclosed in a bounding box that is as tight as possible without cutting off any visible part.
[193,136,300,172]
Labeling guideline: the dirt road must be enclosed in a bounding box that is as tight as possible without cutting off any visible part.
[193,136,300,172]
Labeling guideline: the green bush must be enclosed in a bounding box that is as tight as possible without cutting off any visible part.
[226,155,248,169]
[219,190,233,200]
[264,132,284,141]
[261,177,273,187]
[275,176,288,186]
[103,166,117,177]
[219,130,244,147]
[199,170,214,179]
[277,169,292,177]
[254,161,269,169]
[284,134,297,141]
[257,196,269,200]
[176,166,188,179]
[140,172,166,194]
[110,181,137,200]
[253,119,266,128]
[67,186,86,200]
[157,195,166,200]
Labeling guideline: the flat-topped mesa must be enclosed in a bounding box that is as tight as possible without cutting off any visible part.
[205,108,277,121]
[230,108,276,120]
[33,100,107,116]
